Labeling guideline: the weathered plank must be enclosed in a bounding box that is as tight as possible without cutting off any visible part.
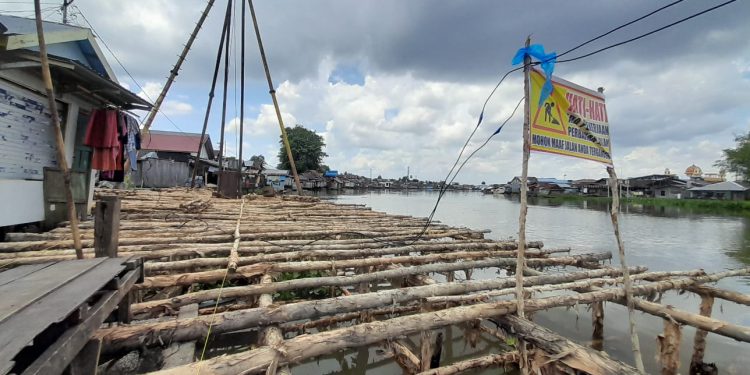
[0,263,52,287]
[21,265,140,375]
[161,304,198,369]
[0,258,105,323]
[0,258,128,373]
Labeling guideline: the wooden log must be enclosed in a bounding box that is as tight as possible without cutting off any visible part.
[388,339,421,374]
[98,268,748,353]
[131,253,612,308]
[690,294,714,373]
[136,249,587,289]
[628,296,750,342]
[689,285,750,306]
[494,315,639,375]
[148,281,665,375]
[416,351,518,375]
[657,319,681,375]
[227,197,246,272]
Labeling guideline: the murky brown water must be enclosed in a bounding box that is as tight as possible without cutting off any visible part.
[310,190,750,374]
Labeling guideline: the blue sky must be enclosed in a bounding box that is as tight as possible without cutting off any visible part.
[4,0,749,183]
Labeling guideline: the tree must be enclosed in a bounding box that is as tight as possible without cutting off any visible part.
[277,125,328,173]
[716,132,750,181]
[249,155,265,171]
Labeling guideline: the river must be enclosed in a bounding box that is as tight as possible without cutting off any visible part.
[292,190,750,375]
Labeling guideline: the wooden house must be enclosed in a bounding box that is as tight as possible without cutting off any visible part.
[0,15,150,228]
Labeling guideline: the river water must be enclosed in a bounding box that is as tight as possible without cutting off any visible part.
[295,190,750,375]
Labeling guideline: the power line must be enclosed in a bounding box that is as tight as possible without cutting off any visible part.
[558,0,737,63]
[557,0,685,59]
[71,5,186,133]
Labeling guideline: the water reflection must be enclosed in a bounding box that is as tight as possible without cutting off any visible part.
[322,190,750,373]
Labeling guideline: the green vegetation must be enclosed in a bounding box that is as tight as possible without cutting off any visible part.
[277,125,328,173]
[273,270,339,301]
[541,194,750,215]
[716,131,750,181]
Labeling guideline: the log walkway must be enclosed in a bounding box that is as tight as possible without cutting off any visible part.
[1,188,749,374]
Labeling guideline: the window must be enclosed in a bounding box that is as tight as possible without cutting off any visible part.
[660,190,666,196]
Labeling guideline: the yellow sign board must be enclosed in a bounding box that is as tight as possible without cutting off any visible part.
[529,68,612,165]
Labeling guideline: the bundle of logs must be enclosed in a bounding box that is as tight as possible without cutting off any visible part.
[1,187,749,375]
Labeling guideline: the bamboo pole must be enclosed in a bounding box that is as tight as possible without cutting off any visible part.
[141,0,215,132]
[33,0,83,260]
[98,268,743,353]
[689,285,750,306]
[247,0,302,194]
[607,166,645,372]
[227,196,246,271]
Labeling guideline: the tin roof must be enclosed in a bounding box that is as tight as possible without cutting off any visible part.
[688,181,749,192]
[141,130,213,157]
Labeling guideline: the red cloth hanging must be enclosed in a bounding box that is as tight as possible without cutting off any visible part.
[84,109,122,171]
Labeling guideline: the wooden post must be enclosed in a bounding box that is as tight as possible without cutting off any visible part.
[607,166,645,372]
[420,331,435,372]
[67,338,101,375]
[33,0,84,260]
[591,301,604,351]
[516,36,532,319]
[515,36,532,375]
[430,331,444,369]
[247,0,303,195]
[94,196,121,258]
[658,319,682,375]
[690,294,715,373]
[141,0,216,133]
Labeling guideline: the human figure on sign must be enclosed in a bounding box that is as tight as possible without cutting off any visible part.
[544,101,560,125]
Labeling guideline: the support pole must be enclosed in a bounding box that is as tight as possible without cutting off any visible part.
[607,166,645,372]
[33,0,83,260]
[141,0,216,133]
[591,301,604,351]
[191,0,232,188]
[217,0,232,172]
[247,0,303,194]
[690,294,714,373]
[238,0,246,194]
[515,36,531,319]
[658,319,682,375]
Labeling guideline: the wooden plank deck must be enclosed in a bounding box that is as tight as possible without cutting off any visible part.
[0,257,141,375]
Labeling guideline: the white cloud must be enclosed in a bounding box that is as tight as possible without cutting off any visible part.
[137,81,193,116]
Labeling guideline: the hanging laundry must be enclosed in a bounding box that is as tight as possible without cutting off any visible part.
[123,113,141,171]
[84,109,121,171]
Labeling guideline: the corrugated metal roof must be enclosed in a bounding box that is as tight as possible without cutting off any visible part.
[688,181,749,192]
[141,130,211,155]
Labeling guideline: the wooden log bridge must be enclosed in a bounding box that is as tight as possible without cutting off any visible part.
[0,187,749,374]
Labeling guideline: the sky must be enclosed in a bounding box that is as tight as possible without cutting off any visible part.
[5,0,750,184]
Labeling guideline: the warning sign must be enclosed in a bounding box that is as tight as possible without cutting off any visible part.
[529,68,612,165]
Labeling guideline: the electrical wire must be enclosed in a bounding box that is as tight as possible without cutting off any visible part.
[71,5,186,133]
[556,0,685,59]
[558,0,737,63]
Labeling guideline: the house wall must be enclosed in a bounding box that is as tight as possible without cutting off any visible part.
[132,159,191,188]
[655,188,684,199]
[0,70,97,227]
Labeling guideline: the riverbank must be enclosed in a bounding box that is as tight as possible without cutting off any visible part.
[540,194,750,214]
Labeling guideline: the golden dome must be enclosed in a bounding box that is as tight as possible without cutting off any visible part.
[685,164,702,177]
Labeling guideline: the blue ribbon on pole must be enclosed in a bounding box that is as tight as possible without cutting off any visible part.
[512,44,556,106]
